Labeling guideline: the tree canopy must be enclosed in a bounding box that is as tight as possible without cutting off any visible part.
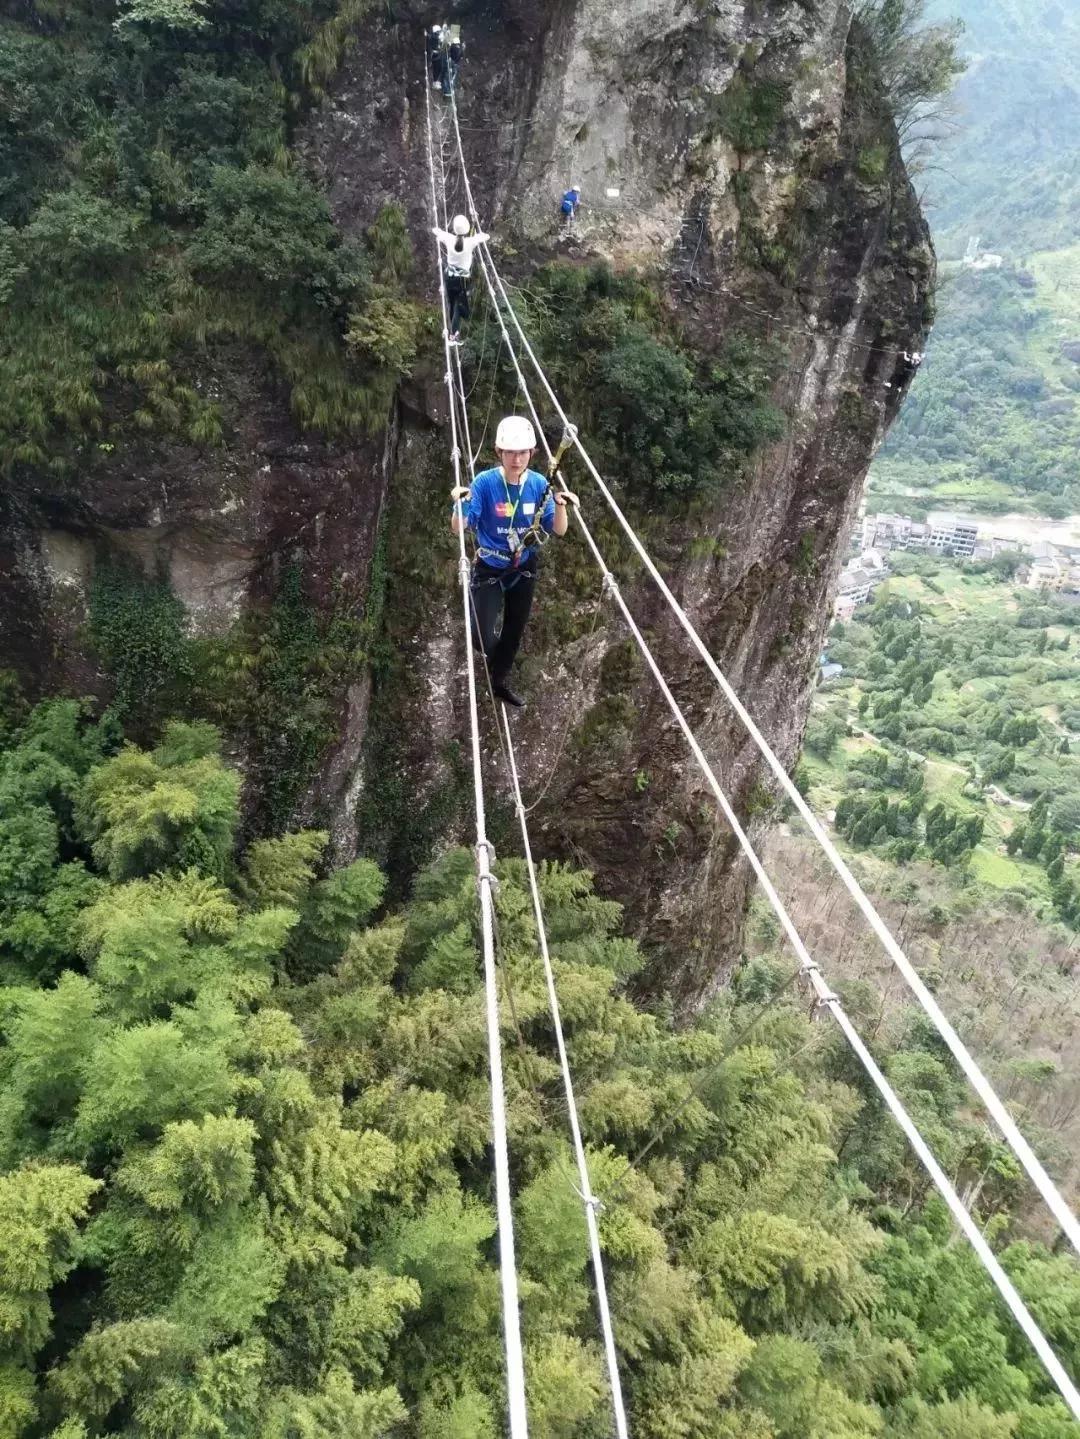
[0,702,1077,1436]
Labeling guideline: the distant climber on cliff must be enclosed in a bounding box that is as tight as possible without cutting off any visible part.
[428,23,463,94]
[447,32,465,93]
[886,349,924,389]
[433,214,489,341]
[450,415,578,708]
[427,24,444,85]
[903,349,924,374]
[560,185,582,234]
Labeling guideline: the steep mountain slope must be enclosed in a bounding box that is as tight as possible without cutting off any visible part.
[0,0,932,1006]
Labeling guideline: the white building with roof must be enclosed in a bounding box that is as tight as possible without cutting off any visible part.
[838,564,875,606]
[925,513,979,558]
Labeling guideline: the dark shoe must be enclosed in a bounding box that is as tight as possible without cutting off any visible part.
[492,681,526,708]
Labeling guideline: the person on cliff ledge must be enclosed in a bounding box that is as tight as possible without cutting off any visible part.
[560,185,582,234]
[433,214,489,341]
[450,415,578,708]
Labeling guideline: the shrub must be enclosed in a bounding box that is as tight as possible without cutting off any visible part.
[20,188,143,279]
[89,561,193,730]
[187,166,363,310]
[713,69,790,153]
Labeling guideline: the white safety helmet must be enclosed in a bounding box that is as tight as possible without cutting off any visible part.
[451,214,470,236]
[431,23,440,32]
[495,415,537,451]
[570,184,581,193]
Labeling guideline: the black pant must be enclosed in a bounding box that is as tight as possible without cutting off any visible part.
[446,273,469,334]
[471,560,537,683]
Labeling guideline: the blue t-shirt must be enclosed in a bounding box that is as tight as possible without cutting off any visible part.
[457,466,556,569]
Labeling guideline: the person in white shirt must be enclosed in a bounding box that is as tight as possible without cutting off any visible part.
[432,215,490,341]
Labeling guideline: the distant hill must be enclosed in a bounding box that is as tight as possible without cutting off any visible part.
[923,0,1080,254]
[872,253,1080,516]
[870,0,1080,515]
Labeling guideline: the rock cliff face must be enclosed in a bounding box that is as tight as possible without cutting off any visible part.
[0,0,933,1007]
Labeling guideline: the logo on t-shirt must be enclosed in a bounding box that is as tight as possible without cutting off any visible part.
[494,502,512,518]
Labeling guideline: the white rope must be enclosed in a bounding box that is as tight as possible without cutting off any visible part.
[500,708,631,1438]
[442,96,628,1436]
[424,74,530,1439]
[434,114,480,480]
[446,88,1080,1263]
[825,997,1080,1417]
[526,417,1080,1421]
[444,90,1080,1417]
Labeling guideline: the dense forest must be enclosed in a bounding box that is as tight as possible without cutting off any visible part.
[0,695,1078,1436]
[921,0,1080,255]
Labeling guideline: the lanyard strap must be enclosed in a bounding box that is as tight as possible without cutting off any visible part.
[499,467,526,531]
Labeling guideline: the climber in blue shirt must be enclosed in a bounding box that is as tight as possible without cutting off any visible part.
[450,414,576,708]
[560,185,581,232]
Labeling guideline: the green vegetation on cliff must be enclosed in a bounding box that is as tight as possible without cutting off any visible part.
[0,0,418,472]
[469,262,786,503]
[0,697,1078,1436]
[85,557,371,835]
